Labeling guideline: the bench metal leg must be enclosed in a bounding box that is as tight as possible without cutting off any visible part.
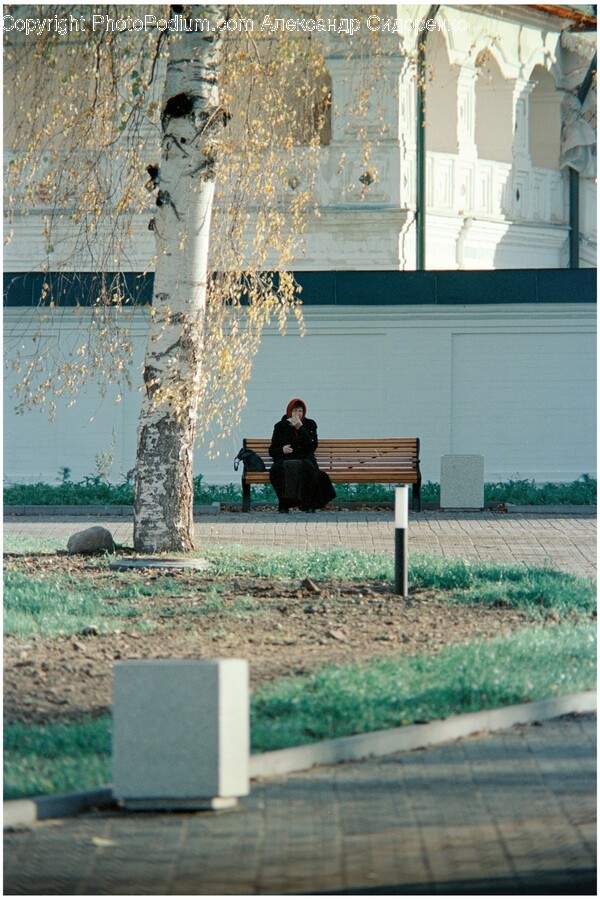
[412,481,421,512]
[242,482,251,513]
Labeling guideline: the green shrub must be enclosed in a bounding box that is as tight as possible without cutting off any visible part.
[3,478,134,506]
[5,474,595,506]
[484,475,596,506]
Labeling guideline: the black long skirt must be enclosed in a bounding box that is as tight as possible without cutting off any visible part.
[269,458,336,510]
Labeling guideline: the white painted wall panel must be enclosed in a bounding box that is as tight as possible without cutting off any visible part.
[450,331,596,480]
[4,305,596,487]
[4,363,142,485]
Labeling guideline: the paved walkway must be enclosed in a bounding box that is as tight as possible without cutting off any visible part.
[4,508,597,577]
[4,715,596,895]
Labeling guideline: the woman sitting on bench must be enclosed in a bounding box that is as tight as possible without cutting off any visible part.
[268,398,336,514]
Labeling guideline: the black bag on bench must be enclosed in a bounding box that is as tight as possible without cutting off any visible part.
[234,447,267,473]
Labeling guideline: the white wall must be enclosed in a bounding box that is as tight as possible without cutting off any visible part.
[4,303,595,487]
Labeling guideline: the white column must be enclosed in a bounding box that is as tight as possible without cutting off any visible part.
[456,66,478,161]
[511,77,535,167]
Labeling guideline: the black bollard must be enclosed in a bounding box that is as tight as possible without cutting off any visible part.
[394,486,409,597]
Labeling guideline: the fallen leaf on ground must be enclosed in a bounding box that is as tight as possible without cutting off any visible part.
[91,837,117,848]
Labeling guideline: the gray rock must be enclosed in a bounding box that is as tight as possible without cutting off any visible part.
[67,526,115,554]
[301,577,321,593]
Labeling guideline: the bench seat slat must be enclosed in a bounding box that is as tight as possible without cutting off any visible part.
[244,472,419,483]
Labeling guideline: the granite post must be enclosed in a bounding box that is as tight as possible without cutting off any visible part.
[440,455,484,509]
[112,659,249,810]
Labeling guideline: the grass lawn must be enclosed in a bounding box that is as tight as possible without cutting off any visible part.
[3,543,596,799]
[250,622,595,750]
[4,543,595,639]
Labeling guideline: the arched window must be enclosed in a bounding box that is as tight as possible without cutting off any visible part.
[425,30,458,154]
[475,50,513,163]
[528,65,561,169]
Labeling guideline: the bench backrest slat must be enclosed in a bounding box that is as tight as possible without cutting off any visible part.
[243,438,420,474]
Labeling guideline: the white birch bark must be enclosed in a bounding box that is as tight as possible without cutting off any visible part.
[134,10,224,552]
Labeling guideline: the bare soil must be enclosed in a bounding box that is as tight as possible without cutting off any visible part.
[4,553,537,726]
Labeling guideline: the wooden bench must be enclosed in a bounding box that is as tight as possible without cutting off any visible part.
[241,438,422,512]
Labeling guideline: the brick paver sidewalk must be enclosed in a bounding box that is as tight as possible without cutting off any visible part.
[4,509,596,577]
[4,715,596,895]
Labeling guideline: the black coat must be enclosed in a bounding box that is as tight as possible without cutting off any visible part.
[268,416,335,509]
[269,415,319,463]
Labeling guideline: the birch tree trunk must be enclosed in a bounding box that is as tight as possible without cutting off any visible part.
[134,11,224,552]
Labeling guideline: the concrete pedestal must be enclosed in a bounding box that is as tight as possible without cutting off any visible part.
[112,659,249,810]
[440,455,484,509]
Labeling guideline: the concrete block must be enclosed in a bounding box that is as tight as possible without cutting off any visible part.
[112,659,249,810]
[440,455,484,509]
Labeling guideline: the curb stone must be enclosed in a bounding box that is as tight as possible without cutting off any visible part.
[249,690,597,778]
[4,691,596,828]
[3,503,221,517]
[4,788,114,828]
[504,504,596,515]
[3,503,596,517]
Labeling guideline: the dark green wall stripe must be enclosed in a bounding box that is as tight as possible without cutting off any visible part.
[4,269,596,308]
[3,272,153,308]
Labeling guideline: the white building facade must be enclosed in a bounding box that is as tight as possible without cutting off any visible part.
[4,4,597,486]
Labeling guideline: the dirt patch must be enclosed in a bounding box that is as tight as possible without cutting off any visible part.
[4,553,537,726]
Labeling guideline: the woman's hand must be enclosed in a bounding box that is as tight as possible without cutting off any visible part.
[283,444,293,454]
[290,415,302,429]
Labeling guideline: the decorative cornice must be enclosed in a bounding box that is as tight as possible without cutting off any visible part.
[529,5,597,30]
